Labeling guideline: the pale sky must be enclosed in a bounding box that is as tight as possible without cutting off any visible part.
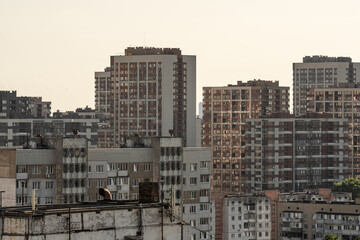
[1,0,360,113]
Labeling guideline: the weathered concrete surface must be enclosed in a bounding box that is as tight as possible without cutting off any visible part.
[0,204,185,240]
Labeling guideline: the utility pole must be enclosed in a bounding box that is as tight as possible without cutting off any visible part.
[181,222,183,240]
[68,205,71,240]
[160,180,164,240]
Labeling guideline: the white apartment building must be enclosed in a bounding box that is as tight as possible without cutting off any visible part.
[222,195,271,240]
[88,137,212,239]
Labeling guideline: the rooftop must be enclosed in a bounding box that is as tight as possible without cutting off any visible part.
[0,200,162,216]
[303,55,352,63]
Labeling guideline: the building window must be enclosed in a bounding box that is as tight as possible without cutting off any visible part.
[45,197,53,204]
[118,177,128,185]
[190,163,197,171]
[32,181,40,189]
[46,166,53,174]
[200,204,209,211]
[200,218,209,225]
[133,164,138,172]
[107,177,116,186]
[96,180,104,188]
[32,166,40,174]
[190,177,197,185]
[118,163,128,170]
[45,181,53,189]
[200,175,210,183]
[190,220,196,227]
[132,179,139,187]
[191,234,196,240]
[88,165,91,173]
[16,196,28,204]
[190,206,197,213]
[190,191,197,199]
[16,166,28,173]
[200,161,210,169]
[107,163,117,171]
[16,180,27,188]
[144,164,151,172]
[200,189,209,197]
[96,165,104,173]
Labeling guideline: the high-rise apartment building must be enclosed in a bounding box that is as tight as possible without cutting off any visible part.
[307,84,360,178]
[245,113,349,193]
[95,67,111,116]
[202,80,289,194]
[96,47,196,147]
[0,91,51,119]
[203,80,289,240]
[293,56,360,116]
[0,118,99,148]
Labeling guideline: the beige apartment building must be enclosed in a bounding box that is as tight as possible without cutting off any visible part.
[276,199,360,240]
[293,55,360,116]
[202,80,289,194]
[202,80,289,240]
[307,84,360,178]
[95,47,197,148]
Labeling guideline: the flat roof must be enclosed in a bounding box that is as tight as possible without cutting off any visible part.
[0,201,162,216]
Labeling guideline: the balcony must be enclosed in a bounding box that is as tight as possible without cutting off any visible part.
[17,173,28,180]
[118,170,129,177]
[200,196,210,202]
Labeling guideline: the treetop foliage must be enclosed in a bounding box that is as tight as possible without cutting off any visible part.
[332,177,360,198]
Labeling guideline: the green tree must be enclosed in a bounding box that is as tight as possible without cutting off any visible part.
[322,234,340,240]
[354,237,360,240]
[332,177,360,198]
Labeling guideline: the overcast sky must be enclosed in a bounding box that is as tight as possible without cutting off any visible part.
[1,0,360,113]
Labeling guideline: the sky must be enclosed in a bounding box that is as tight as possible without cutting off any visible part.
[1,0,360,113]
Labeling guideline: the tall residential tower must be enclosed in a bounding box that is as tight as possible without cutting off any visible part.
[95,47,196,147]
[293,56,360,116]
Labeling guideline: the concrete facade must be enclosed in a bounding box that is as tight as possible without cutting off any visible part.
[276,200,360,240]
[0,118,99,148]
[0,91,51,119]
[88,138,212,239]
[222,195,271,240]
[96,47,197,148]
[245,113,349,193]
[293,55,360,116]
[307,85,360,178]
[202,80,289,240]
[0,149,16,207]
[0,202,185,240]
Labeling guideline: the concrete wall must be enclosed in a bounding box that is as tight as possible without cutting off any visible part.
[184,55,196,147]
[0,205,185,240]
[183,147,211,239]
[0,149,16,206]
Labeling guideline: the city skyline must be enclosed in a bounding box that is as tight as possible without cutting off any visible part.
[2,0,360,112]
